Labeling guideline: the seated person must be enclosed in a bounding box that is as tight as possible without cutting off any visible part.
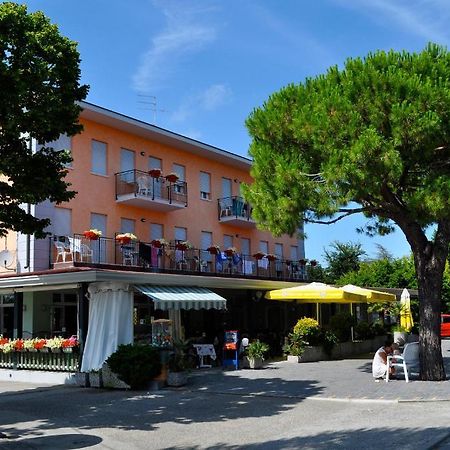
[372,340,396,381]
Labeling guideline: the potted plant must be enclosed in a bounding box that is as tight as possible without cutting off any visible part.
[283,332,306,362]
[392,324,409,346]
[207,245,220,255]
[45,336,64,353]
[148,168,162,178]
[246,340,269,369]
[151,238,168,248]
[224,247,237,257]
[167,339,193,387]
[253,251,266,260]
[165,172,179,183]
[266,253,277,262]
[175,241,192,251]
[299,258,307,266]
[62,335,78,353]
[310,259,318,267]
[116,233,138,245]
[83,229,102,240]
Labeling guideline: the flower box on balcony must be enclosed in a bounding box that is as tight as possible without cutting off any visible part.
[310,260,318,267]
[207,245,220,255]
[83,229,102,240]
[299,259,307,266]
[175,241,191,251]
[165,173,179,183]
[224,247,237,257]
[149,168,162,178]
[253,252,266,260]
[266,254,278,262]
[151,238,167,248]
[116,233,137,245]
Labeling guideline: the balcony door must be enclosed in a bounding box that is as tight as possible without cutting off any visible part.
[121,148,135,182]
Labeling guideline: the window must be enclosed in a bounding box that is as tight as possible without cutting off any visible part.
[120,148,135,182]
[120,218,135,234]
[53,208,71,237]
[200,171,211,200]
[38,134,72,167]
[174,226,187,242]
[241,238,250,256]
[91,213,107,263]
[222,177,232,199]
[275,243,283,258]
[172,164,185,181]
[150,223,164,241]
[91,140,107,175]
[91,213,107,236]
[149,156,162,171]
[223,234,233,249]
[259,240,269,254]
[290,245,299,261]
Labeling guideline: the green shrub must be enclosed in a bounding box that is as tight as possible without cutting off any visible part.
[106,344,162,390]
[247,340,270,359]
[293,317,321,345]
[282,332,305,356]
[329,312,356,342]
[354,321,374,340]
[370,320,386,336]
[322,331,338,357]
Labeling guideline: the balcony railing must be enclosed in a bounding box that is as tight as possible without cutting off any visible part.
[115,169,188,211]
[218,196,255,228]
[51,234,310,282]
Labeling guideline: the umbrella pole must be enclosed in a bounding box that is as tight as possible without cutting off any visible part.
[316,302,320,324]
[350,302,354,342]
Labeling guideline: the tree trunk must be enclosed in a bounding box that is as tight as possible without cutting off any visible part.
[416,255,446,381]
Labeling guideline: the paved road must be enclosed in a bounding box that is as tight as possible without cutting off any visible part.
[2,341,450,449]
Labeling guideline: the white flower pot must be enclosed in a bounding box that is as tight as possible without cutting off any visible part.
[248,357,264,369]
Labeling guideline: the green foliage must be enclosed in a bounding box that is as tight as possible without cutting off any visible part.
[370,320,387,337]
[106,344,162,390]
[329,312,357,342]
[323,241,366,283]
[246,340,270,359]
[167,339,194,373]
[354,321,375,341]
[0,3,88,237]
[322,330,338,357]
[282,332,306,356]
[293,317,321,345]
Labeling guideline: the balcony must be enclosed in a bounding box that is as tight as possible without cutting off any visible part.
[51,235,309,282]
[217,196,255,228]
[115,170,187,211]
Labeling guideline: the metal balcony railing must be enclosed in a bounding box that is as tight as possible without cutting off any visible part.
[217,196,253,222]
[115,169,188,207]
[51,234,311,282]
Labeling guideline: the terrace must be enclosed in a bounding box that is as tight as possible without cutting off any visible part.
[51,234,310,282]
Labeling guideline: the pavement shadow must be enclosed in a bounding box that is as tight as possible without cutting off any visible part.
[164,426,450,450]
[0,371,323,439]
[0,433,102,449]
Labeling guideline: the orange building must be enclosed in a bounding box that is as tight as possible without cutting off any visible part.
[0,102,311,374]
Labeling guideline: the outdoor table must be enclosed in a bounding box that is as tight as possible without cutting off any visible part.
[193,344,216,368]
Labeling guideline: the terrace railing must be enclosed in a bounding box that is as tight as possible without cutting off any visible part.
[51,234,310,282]
[0,350,79,372]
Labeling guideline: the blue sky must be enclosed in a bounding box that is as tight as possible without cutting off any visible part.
[23,0,450,264]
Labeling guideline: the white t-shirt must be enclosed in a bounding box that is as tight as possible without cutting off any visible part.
[372,346,388,378]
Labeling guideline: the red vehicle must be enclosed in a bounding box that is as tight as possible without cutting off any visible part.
[441,314,450,338]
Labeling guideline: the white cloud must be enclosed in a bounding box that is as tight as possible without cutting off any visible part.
[170,83,232,123]
[334,0,450,44]
[132,1,218,92]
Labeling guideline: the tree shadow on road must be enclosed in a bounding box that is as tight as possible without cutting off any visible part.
[0,371,323,441]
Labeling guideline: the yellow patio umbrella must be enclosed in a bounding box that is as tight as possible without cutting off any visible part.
[265,282,366,303]
[341,284,397,303]
[400,288,414,331]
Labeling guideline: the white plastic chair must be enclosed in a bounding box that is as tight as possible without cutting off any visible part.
[386,342,420,382]
[69,237,93,262]
[54,241,72,262]
[137,176,151,196]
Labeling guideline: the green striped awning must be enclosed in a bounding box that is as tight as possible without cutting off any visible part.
[134,285,227,311]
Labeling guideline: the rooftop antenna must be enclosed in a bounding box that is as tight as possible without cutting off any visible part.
[137,94,168,125]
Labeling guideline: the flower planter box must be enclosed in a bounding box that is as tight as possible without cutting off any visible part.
[165,174,179,183]
[62,347,73,353]
[117,237,132,245]
[248,357,264,369]
[89,371,102,388]
[101,363,130,389]
[167,371,187,387]
[286,355,302,363]
[149,168,162,178]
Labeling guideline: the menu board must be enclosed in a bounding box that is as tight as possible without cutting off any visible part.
[224,330,238,350]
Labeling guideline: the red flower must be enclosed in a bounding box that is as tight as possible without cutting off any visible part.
[34,339,46,350]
